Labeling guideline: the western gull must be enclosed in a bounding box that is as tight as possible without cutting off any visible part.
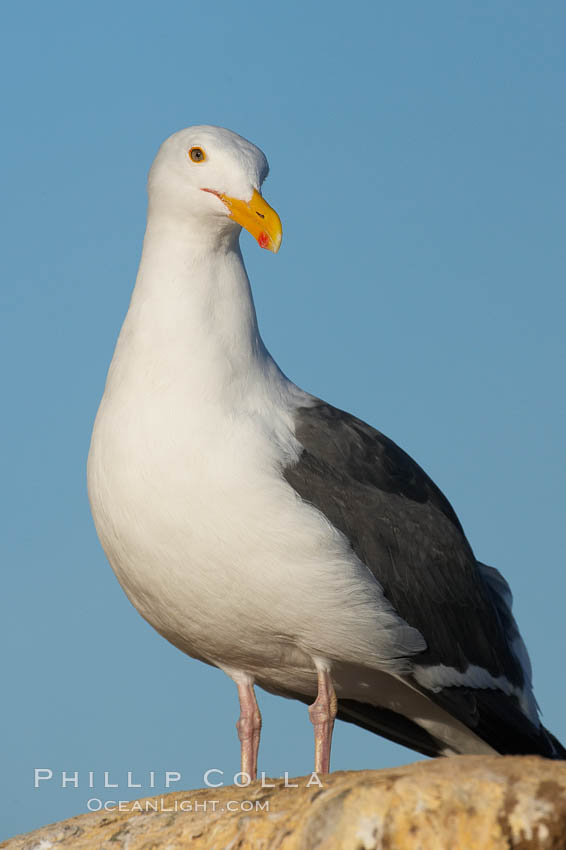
[87,125,565,777]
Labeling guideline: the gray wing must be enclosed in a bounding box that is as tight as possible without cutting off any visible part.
[284,400,564,757]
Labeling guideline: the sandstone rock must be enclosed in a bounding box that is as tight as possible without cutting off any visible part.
[2,756,566,849]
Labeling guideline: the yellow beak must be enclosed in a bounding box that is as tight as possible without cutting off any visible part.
[210,188,282,253]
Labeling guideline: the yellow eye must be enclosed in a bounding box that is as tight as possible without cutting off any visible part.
[189,146,206,163]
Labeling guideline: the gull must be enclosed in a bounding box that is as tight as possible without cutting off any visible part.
[88,125,565,778]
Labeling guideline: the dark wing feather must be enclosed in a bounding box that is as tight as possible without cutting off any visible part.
[256,680,445,758]
[335,699,445,758]
[284,400,565,757]
[285,400,523,682]
[425,685,565,757]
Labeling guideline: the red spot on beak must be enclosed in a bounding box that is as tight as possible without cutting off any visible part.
[258,231,270,249]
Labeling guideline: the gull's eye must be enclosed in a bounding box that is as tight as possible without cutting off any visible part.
[189,146,206,163]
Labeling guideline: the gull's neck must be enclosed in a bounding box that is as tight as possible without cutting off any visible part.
[108,210,277,407]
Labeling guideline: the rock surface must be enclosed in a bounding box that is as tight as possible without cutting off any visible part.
[3,756,566,849]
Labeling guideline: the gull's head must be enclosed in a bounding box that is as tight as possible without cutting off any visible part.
[148,125,282,253]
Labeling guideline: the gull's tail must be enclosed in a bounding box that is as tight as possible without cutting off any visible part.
[543,727,566,760]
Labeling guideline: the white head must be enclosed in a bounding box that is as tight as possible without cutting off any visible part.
[147,125,282,252]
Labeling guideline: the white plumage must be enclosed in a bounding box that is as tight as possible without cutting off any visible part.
[88,125,564,772]
[88,127,421,682]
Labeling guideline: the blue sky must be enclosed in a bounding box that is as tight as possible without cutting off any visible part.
[2,0,565,839]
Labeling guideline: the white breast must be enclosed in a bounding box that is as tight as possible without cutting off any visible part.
[88,366,424,681]
[87,226,424,690]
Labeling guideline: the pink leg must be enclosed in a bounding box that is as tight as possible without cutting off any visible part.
[308,668,338,774]
[235,680,262,780]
